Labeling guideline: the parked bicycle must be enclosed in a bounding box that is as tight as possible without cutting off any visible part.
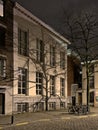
[68,104,90,115]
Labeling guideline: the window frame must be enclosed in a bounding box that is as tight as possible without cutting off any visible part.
[60,51,65,69]
[50,45,55,66]
[36,38,44,62]
[18,67,27,95]
[49,102,56,110]
[50,75,55,95]
[18,28,28,56]
[36,72,43,95]
[0,57,6,77]
[0,27,5,48]
[60,102,65,108]
[17,102,29,112]
[60,78,65,96]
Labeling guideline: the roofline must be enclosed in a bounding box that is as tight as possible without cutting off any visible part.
[14,2,70,45]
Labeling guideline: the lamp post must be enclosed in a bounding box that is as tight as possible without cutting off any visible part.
[10,65,14,124]
[11,85,14,124]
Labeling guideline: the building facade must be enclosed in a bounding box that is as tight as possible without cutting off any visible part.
[81,62,98,107]
[0,0,14,114]
[67,51,82,105]
[11,3,69,114]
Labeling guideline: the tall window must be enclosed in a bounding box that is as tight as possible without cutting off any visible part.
[50,45,55,66]
[0,27,5,47]
[0,58,6,77]
[36,39,44,62]
[89,65,94,89]
[18,68,27,94]
[60,51,65,69]
[18,28,28,56]
[60,78,65,96]
[90,91,94,103]
[36,72,43,95]
[50,75,55,95]
[89,76,94,89]
[0,0,3,17]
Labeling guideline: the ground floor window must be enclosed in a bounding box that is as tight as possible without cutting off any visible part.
[60,102,65,109]
[48,102,56,110]
[17,103,29,112]
[90,91,94,103]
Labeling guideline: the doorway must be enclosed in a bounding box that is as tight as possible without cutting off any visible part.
[0,93,5,114]
[78,93,82,105]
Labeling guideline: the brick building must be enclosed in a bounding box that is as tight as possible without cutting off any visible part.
[0,0,14,114]
[67,50,82,105]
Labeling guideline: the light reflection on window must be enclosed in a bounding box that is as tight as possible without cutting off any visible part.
[0,0,3,17]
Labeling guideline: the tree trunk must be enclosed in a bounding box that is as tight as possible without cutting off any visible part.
[45,78,48,111]
[86,69,90,111]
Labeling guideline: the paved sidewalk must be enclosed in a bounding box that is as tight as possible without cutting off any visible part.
[0,107,98,129]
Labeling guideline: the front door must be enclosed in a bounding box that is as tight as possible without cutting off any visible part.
[0,93,5,114]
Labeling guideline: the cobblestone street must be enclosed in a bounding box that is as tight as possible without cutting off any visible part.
[2,114,98,130]
[0,108,98,130]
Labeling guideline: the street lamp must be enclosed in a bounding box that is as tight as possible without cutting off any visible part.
[11,85,14,124]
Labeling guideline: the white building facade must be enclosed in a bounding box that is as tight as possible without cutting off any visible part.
[12,3,70,114]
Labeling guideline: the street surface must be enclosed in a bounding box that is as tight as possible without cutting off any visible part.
[1,114,98,130]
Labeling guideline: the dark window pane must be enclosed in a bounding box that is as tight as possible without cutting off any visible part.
[0,28,5,47]
[18,28,28,56]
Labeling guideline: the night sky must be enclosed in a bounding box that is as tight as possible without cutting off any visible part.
[13,0,98,33]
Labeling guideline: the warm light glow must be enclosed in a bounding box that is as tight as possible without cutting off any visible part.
[0,0,3,17]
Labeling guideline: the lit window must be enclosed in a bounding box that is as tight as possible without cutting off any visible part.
[0,0,3,17]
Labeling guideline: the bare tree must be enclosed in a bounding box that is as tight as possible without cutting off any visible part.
[28,27,67,111]
[62,10,98,109]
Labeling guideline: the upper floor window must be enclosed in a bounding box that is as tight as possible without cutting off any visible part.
[89,76,94,89]
[36,72,43,95]
[89,65,94,74]
[60,51,65,69]
[18,67,27,94]
[50,75,55,95]
[60,78,65,96]
[0,27,5,47]
[50,45,55,66]
[18,28,28,56]
[0,0,4,17]
[36,39,44,62]
[0,57,6,77]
